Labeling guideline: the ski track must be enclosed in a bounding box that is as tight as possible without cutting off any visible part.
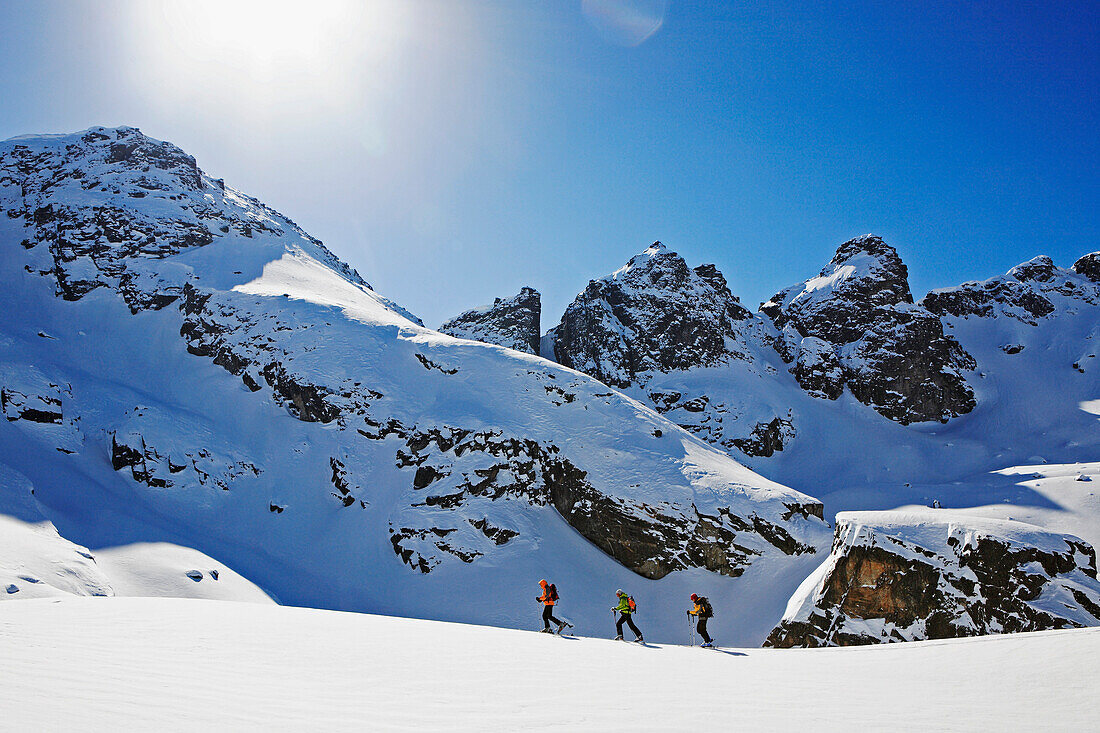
[0,597,1096,732]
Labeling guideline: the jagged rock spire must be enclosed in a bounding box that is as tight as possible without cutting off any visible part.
[440,287,542,354]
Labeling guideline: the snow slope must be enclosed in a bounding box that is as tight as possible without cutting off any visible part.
[1,597,1096,732]
[0,465,272,602]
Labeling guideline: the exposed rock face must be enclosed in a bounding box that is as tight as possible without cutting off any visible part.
[729,416,795,459]
[109,426,262,493]
[765,511,1100,648]
[923,255,1100,325]
[0,365,83,453]
[440,287,542,354]
[1073,252,1100,283]
[762,235,913,342]
[550,243,754,389]
[761,235,976,424]
[788,334,845,400]
[544,243,799,457]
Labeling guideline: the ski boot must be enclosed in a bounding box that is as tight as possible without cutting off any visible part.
[614,634,624,641]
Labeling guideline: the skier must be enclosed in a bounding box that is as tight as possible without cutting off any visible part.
[536,579,568,633]
[611,589,643,642]
[688,593,714,647]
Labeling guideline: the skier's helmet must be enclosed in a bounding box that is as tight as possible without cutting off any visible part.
[539,579,548,587]
[690,593,698,601]
[616,589,624,596]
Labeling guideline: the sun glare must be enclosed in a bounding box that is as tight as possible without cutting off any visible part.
[126,0,411,123]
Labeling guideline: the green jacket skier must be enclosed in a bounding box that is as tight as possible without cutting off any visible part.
[611,589,642,642]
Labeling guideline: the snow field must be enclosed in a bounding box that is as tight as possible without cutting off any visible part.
[0,597,1096,732]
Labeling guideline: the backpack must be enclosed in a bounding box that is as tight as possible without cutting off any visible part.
[699,596,713,618]
[548,583,558,602]
[627,595,637,613]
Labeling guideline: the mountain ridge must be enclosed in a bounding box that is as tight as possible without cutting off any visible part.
[3,126,1098,649]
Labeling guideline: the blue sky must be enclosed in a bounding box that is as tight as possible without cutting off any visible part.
[1,1,1096,326]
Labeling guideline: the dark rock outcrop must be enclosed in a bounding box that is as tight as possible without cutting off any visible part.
[788,334,845,400]
[440,287,542,354]
[923,254,1100,324]
[109,427,262,493]
[386,422,824,577]
[729,416,794,458]
[550,243,754,389]
[1,385,63,424]
[761,235,976,424]
[1073,252,1100,283]
[765,511,1100,647]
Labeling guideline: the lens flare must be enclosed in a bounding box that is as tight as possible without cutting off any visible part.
[581,0,669,47]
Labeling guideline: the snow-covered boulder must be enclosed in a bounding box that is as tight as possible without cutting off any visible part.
[765,510,1100,647]
[440,287,542,354]
[760,235,976,424]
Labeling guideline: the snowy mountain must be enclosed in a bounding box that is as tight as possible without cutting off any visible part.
[760,235,977,424]
[439,286,541,354]
[766,510,1100,647]
[442,235,1100,646]
[461,237,1100,496]
[548,242,756,387]
[544,242,799,456]
[0,127,831,644]
[922,253,1100,375]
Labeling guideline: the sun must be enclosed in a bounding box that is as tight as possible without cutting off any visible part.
[125,0,410,120]
[158,0,360,63]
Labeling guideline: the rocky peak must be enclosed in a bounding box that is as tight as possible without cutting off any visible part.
[829,233,910,287]
[439,287,542,354]
[761,234,913,341]
[0,126,380,314]
[765,511,1100,647]
[760,235,975,424]
[1072,252,1100,283]
[549,243,758,388]
[1010,255,1058,283]
[691,263,750,318]
[7,126,204,193]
